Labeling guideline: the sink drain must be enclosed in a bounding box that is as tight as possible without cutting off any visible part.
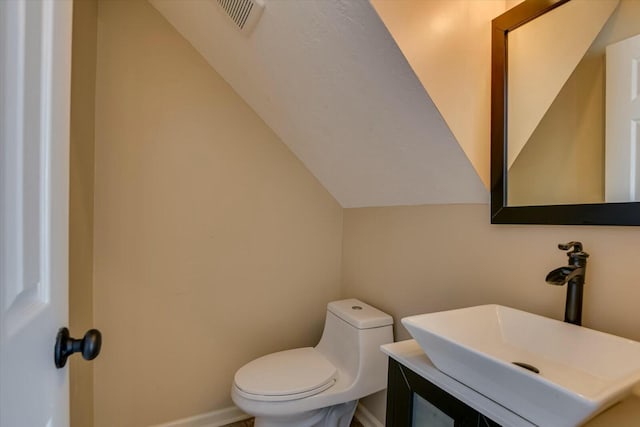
[512,362,540,374]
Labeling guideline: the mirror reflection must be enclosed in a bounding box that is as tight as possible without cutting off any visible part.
[506,0,640,207]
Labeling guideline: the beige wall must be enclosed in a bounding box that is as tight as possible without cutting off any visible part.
[343,204,640,421]
[506,0,525,9]
[370,0,506,189]
[92,1,343,426]
[69,1,98,426]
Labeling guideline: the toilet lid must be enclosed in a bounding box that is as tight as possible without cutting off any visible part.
[234,347,337,400]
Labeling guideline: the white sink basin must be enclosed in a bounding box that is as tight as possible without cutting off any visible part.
[402,305,640,427]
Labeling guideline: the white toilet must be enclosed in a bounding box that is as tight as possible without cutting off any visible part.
[231,298,394,427]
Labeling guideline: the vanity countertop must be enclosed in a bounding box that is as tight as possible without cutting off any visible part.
[381,340,640,427]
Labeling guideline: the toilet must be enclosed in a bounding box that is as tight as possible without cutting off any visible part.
[231,298,394,427]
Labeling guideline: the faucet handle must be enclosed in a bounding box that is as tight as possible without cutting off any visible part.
[558,241,589,260]
[558,241,583,253]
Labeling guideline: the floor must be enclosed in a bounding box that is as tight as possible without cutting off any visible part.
[224,418,364,427]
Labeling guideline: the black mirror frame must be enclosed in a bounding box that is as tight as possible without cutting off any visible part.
[490,0,640,225]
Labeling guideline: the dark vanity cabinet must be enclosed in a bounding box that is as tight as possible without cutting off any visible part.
[381,340,535,426]
[386,359,501,427]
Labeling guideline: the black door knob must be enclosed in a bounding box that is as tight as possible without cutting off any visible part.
[54,327,102,369]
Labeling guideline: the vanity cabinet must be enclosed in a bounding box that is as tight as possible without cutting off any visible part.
[381,340,536,427]
[386,358,500,427]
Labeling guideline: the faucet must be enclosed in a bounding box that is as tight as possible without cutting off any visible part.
[545,241,589,326]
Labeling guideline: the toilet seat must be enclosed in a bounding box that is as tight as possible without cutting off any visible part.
[234,347,337,402]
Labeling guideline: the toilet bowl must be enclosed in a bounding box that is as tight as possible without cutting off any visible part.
[231,299,394,427]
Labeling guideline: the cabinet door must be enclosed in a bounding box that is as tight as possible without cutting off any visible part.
[386,359,500,427]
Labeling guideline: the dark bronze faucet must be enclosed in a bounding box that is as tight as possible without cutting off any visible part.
[545,242,589,325]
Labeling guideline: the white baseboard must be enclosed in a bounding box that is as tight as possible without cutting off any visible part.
[149,405,251,427]
[354,403,384,427]
[151,402,382,427]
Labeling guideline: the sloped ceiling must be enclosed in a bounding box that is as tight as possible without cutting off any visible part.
[149,0,488,208]
[370,0,506,190]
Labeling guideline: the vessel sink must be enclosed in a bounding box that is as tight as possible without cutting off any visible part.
[402,305,640,427]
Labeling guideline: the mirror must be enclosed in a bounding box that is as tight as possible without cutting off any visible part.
[491,0,640,225]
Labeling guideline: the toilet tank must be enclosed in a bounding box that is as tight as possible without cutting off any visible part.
[315,299,394,397]
[327,299,393,330]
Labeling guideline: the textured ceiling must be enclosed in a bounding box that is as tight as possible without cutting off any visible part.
[150,0,488,208]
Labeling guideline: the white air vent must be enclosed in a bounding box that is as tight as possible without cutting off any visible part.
[216,0,265,35]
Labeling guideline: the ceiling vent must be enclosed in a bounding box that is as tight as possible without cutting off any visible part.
[215,0,265,35]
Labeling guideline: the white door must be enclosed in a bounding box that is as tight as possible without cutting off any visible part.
[0,0,73,426]
[605,33,640,202]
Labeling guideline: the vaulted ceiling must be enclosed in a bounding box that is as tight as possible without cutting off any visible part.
[150,0,488,208]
